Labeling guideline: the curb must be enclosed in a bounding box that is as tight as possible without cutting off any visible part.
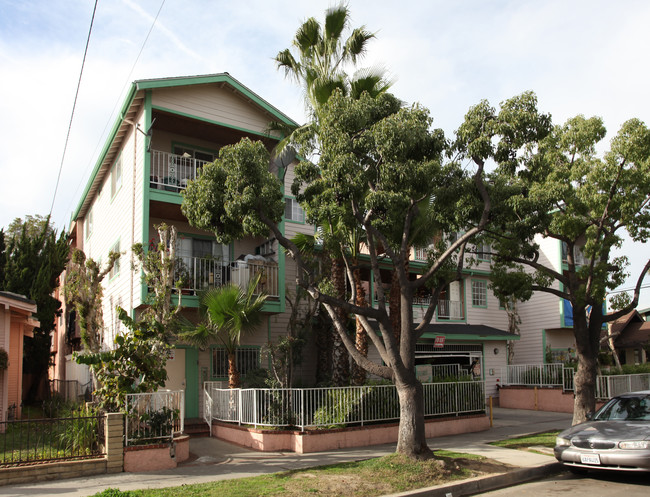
[382,461,564,497]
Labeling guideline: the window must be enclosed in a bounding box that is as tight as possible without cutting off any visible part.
[285,197,305,223]
[471,279,487,307]
[109,240,120,279]
[111,156,122,198]
[211,347,260,378]
[476,242,491,262]
[84,207,93,239]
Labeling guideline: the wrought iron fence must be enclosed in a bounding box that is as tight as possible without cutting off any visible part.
[125,390,184,446]
[0,410,104,466]
[205,381,485,431]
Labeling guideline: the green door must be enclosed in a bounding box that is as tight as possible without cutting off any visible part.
[184,347,199,418]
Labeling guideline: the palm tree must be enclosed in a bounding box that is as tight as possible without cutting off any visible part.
[275,5,390,386]
[183,276,267,388]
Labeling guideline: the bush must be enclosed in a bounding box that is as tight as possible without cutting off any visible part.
[90,489,135,497]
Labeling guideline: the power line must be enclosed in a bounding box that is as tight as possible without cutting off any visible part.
[61,0,167,229]
[48,0,99,222]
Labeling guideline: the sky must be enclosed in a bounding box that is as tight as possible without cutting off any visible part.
[0,0,649,309]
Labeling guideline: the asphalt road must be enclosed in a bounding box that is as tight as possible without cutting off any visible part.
[477,470,650,496]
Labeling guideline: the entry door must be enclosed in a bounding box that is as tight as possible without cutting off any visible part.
[165,348,186,391]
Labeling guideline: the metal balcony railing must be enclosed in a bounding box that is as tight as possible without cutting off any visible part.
[436,299,464,320]
[175,257,279,298]
[150,150,211,192]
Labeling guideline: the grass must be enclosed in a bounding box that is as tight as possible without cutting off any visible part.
[490,431,560,450]
[89,451,508,497]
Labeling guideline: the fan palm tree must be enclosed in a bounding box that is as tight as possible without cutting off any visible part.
[183,275,267,388]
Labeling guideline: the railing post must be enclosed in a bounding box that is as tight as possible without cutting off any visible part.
[238,389,242,426]
[360,386,365,427]
[301,389,305,431]
[254,390,258,428]
[105,412,124,474]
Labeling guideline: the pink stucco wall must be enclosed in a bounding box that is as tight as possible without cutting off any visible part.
[498,386,605,413]
[123,435,190,472]
[213,415,490,453]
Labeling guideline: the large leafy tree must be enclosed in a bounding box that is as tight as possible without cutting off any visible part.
[489,114,650,424]
[182,275,267,388]
[182,89,547,458]
[1,215,69,400]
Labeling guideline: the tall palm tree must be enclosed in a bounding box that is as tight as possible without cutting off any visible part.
[275,4,390,386]
[183,276,267,388]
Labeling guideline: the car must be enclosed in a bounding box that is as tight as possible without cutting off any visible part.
[554,390,650,472]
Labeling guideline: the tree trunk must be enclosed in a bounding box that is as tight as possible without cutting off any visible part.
[395,378,432,459]
[351,267,368,386]
[228,351,241,389]
[331,257,349,386]
[572,308,600,424]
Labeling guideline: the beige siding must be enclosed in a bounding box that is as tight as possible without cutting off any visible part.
[483,342,508,397]
[466,276,509,330]
[516,235,564,364]
[152,85,276,135]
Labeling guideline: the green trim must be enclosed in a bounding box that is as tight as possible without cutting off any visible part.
[470,278,488,308]
[149,189,184,204]
[153,104,281,141]
[542,329,547,363]
[141,90,153,304]
[267,317,272,370]
[73,83,139,221]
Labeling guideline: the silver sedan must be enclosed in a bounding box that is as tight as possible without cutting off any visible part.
[554,390,650,472]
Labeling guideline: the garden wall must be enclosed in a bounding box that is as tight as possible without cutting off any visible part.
[212,414,490,453]
[498,386,605,413]
[123,435,190,472]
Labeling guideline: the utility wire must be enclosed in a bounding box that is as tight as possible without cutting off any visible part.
[61,0,167,229]
[48,0,99,222]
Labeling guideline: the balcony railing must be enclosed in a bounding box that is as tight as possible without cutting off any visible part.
[150,150,211,192]
[437,299,464,320]
[175,257,279,298]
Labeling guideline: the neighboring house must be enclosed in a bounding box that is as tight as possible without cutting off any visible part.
[638,307,650,322]
[605,310,650,366]
[0,291,39,423]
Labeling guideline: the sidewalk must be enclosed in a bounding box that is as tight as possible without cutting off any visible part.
[0,408,572,497]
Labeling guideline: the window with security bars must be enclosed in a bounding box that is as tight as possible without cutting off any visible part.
[211,347,260,378]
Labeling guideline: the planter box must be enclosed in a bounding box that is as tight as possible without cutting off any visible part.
[212,414,489,454]
[123,435,190,472]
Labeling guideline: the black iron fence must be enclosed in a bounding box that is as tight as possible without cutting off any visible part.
[0,411,105,466]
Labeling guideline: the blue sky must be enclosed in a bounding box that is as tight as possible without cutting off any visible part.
[0,0,649,308]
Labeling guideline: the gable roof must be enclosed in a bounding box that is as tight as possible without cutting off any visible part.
[72,73,298,225]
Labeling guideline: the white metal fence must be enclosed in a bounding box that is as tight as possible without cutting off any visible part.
[150,150,210,191]
[125,390,185,446]
[596,373,650,399]
[204,381,485,431]
[501,363,565,387]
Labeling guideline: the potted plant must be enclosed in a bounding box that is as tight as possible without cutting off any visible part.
[0,348,8,370]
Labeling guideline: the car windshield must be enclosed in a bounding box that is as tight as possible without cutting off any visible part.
[594,394,650,421]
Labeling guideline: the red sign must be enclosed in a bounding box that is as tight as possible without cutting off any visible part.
[433,335,446,348]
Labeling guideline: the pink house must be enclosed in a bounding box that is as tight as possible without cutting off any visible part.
[0,291,39,423]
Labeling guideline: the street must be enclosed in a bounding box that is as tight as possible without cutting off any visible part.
[478,470,650,496]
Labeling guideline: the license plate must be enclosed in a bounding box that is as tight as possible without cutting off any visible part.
[580,453,601,465]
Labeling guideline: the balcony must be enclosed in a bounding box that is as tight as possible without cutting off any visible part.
[150,150,211,192]
[175,257,279,298]
[411,296,464,320]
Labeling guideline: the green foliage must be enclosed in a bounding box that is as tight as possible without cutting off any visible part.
[128,406,179,444]
[0,348,7,370]
[605,363,650,375]
[90,490,136,497]
[0,215,69,388]
[56,404,101,454]
[64,248,121,352]
[182,139,285,245]
[74,307,170,411]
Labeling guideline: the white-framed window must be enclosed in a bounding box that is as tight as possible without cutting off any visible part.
[476,242,492,262]
[471,279,487,307]
[109,240,120,279]
[285,197,305,223]
[111,155,122,198]
[211,347,260,378]
[84,207,93,240]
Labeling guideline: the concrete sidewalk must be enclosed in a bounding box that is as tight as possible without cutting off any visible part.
[0,408,572,497]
